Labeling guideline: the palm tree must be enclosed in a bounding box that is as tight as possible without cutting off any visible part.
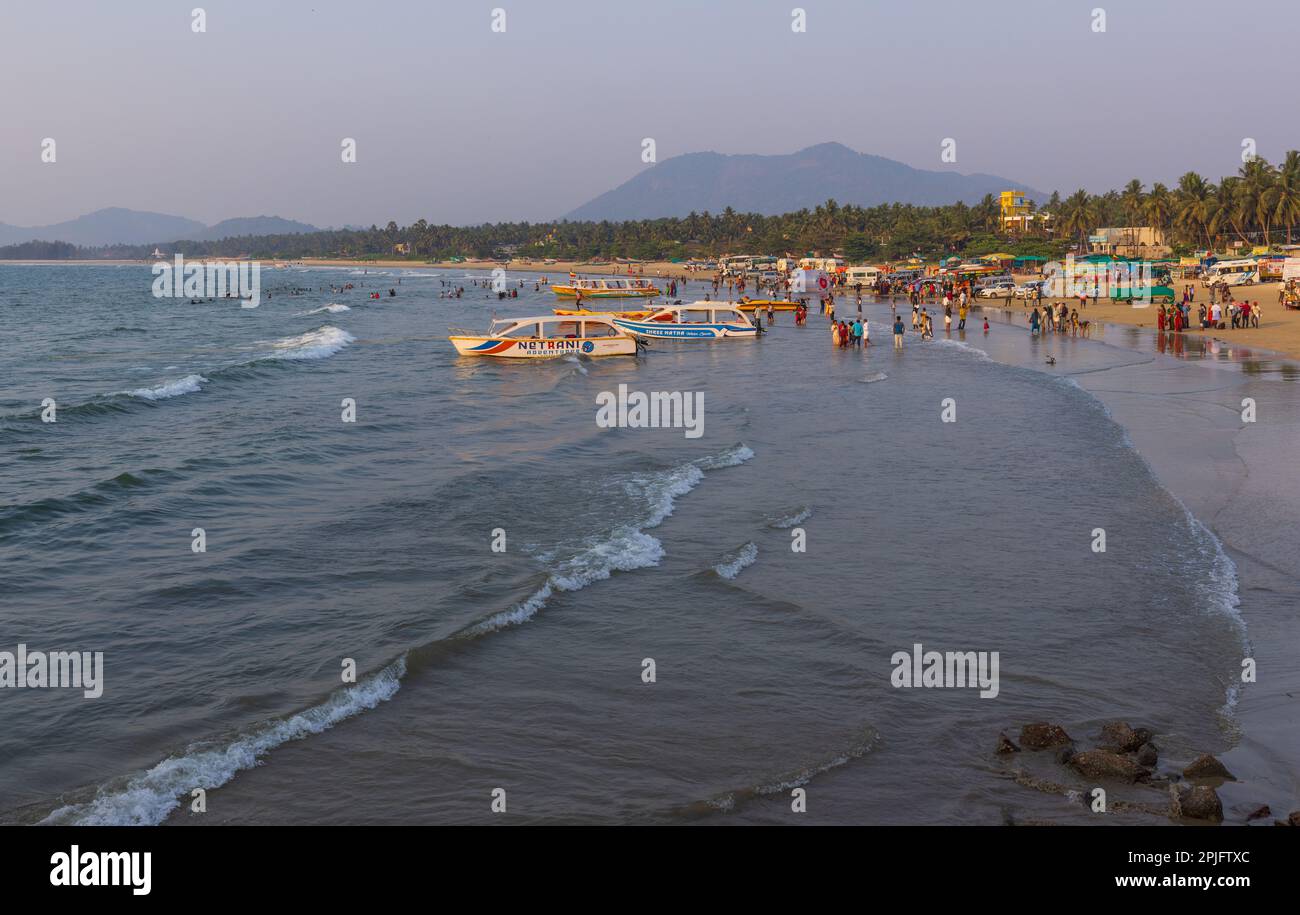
[1272,151,1300,244]
[1144,183,1172,239]
[1121,179,1145,251]
[1059,189,1095,250]
[1174,172,1213,250]
[1209,178,1245,249]
[1236,157,1277,245]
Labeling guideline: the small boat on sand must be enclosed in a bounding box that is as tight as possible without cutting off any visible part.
[449,315,639,358]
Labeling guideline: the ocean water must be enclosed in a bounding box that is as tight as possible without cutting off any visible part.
[0,265,1289,825]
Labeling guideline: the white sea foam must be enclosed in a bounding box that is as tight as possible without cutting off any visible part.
[40,656,406,826]
[126,374,208,401]
[860,371,888,384]
[714,542,758,579]
[704,729,877,812]
[694,443,755,471]
[770,507,812,528]
[295,303,351,316]
[462,444,755,637]
[932,337,993,362]
[562,355,588,375]
[265,326,355,360]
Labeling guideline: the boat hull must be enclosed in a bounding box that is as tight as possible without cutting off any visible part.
[611,318,757,340]
[736,300,800,311]
[551,285,660,298]
[448,335,636,358]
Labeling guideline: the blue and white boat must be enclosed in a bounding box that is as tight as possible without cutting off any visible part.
[611,302,758,340]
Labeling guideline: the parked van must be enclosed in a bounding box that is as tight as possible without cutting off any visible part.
[1201,259,1259,287]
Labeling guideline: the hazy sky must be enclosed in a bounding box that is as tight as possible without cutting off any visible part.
[2,0,1296,227]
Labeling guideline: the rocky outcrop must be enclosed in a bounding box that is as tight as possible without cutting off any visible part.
[995,733,1020,755]
[1068,749,1148,783]
[1020,722,1072,750]
[1098,721,1151,753]
[1170,784,1223,822]
[1135,742,1159,767]
[1182,754,1234,781]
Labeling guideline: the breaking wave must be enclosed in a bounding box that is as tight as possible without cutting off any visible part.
[714,542,758,580]
[40,657,406,826]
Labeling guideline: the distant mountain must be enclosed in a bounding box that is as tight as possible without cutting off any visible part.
[0,208,319,247]
[0,208,205,247]
[195,216,320,240]
[564,142,1045,221]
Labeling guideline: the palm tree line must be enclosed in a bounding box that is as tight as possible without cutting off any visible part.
[5,152,1298,263]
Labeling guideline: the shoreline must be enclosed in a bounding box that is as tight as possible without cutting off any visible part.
[8,256,1299,362]
[971,305,1300,824]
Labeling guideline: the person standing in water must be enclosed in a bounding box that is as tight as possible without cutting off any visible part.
[893,314,905,349]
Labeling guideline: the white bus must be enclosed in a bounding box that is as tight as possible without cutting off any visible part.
[719,255,776,277]
[845,266,882,288]
[1201,259,1259,287]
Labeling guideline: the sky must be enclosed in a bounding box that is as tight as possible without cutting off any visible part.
[1,0,1296,228]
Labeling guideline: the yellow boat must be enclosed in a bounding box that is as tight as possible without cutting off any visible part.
[553,306,669,321]
[735,298,800,311]
[551,277,661,298]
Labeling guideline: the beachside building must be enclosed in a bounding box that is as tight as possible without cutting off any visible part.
[392,242,412,255]
[999,190,1051,233]
[1088,227,1170,258]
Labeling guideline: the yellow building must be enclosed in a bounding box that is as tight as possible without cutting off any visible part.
[999,190,1049,233]
[1000,191,1029,221]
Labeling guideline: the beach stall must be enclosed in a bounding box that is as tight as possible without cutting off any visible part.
[1012,255,1047,275]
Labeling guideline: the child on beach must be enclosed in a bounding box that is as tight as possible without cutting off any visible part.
[983,318,990,334]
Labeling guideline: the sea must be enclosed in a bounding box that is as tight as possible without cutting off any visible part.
[1,263,1296,825]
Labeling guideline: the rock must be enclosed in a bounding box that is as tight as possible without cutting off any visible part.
[1246,805,1271,822]
[1135,743,1159,767]
[1099,721,1145,753]
[1131,727,1154,746]
[1182,753,1235,781]
[1068,749,1148,783]
[995,732,1020,755]
[1289,811,1300,827]
[1020,722,1072,750]
[1172,785,1223,822]
[1055,745,1076,766]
